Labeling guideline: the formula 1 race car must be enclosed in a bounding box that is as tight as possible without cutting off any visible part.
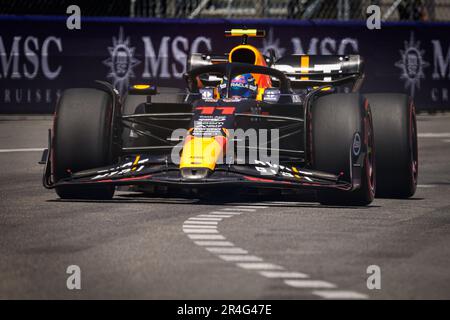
[42,29,418,206]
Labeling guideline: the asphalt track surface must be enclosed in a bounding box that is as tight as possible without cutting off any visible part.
[1,114,450,299]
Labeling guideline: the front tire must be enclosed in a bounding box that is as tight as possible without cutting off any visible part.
[365,93,418,198]
[311,93,376,206]
[53,88,116,199]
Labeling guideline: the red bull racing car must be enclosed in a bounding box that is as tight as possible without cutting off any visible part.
[42,29,418,206]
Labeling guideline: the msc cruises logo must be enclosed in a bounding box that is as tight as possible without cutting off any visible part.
[261,28,286,58]
[395,32,429,98]
[103,27,140,93]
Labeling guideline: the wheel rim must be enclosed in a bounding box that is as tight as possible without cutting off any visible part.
[410,107,418,186]
[367,112,376,196]
[365,111,376,197]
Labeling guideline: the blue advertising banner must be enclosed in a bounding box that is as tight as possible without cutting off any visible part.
[0,16,449,113]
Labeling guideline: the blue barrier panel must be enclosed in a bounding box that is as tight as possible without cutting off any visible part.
[0,16,449,113]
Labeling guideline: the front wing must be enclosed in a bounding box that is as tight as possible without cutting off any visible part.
[46,159,359,192]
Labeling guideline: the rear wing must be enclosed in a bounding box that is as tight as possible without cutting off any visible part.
[186,53,364,90]
[271,55,364,89]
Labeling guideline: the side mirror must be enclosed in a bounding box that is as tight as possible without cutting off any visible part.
[129,84,158,95]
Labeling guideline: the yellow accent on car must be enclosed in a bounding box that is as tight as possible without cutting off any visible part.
[225,29,265,37]
[300,56,310,81]
[232,29,257,36]
[180,136,225,171]
[256,87,265,101]
[133,84,151,89]
[312,86,332,91]
[131,155,141,171]
[229,44,261,65]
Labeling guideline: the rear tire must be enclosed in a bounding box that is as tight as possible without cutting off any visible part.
[312,93,376,206]
[53,88,115,200]
[365,93,418,198]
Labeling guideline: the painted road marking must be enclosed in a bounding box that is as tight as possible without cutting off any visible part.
[219,255,263,262]
[0,148,45,153]
[284,280,336,289]
[188,217,223,221]
[313,290,369,299]
[198,214,233,218]
[235,205,269,209]
[184,221,218,225]
[417,184,438,188]
[418,133,450,138]
[209,211,243,215]
[194,241,234,246]
[187,234,226,240]
[206,247,248,254]
[182,225,217,229]
[183,206,368,299]
[236,263,284,270]
[183,229,219,234]
[259,271,308,279]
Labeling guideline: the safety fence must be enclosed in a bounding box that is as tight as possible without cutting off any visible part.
[2,0,450,21]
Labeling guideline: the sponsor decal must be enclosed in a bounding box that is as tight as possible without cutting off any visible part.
[352,132,362,156]
[222,97,242,102]
[91,156,149,180]
[395,32,429,98]
[253,160,313,181]
[199,88,215,100]
[103,27,140,94]
[261,28,286,58]
[0,35,63,105]
[430,39,450,103]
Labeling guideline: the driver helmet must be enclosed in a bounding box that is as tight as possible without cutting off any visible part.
[219,73,258,99]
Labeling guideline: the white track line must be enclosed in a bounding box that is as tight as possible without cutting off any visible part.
[235,205,269,209]
[187,234,226,240]
[183,229,219,234]
[313,290,369,299]
[285,280,336,289]
[209,211,243,215]
[182,225,217,229]
[206,247,248,254]
[417,184,438,188]
[0,148,45,153]
[188,217,223,221]
[418,133,450,138]
[184,221,218,225]
[183,206,368,299]
[259,271,308,279]
[222,208,256,212]
[219,255,263,262]
[194,241,234,246]
[236,262,284,270]
[197,214,234,218]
